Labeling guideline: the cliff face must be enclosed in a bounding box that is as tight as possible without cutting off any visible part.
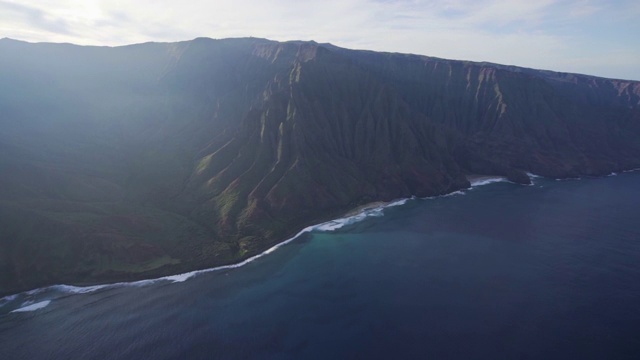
[1,37,639,295]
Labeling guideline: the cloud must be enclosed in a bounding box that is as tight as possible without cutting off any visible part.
[0,1,73,35]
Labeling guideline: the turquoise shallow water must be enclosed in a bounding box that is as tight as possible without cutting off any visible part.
[1,173,640,359]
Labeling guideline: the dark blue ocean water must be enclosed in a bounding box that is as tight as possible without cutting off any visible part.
[2,173,640,359]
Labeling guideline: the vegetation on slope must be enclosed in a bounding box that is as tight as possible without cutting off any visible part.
[1,37,639,295]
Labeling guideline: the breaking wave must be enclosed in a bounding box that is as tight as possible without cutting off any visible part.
[11,300,51,313]
[314,198,408,232]
[0,294,17,308]
[469,177,509,187]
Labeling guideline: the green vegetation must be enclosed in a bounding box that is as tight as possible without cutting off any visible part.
[1,37,639,296]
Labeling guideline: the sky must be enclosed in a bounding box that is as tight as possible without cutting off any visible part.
[1,0,638,80]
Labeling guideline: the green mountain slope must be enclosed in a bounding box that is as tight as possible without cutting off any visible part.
[1,37,639,295]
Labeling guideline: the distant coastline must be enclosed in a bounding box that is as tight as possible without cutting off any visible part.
[4,169,640,301]
[0,173,514,301]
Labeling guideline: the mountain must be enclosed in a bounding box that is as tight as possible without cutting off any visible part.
[1,37,639,295]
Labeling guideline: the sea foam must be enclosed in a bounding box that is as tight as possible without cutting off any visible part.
[0,294,17,308]
[313,198,409,232]
[314,209,381,232]
[11,300,51,313]
[50,284,109,294]
[469,177,508,187]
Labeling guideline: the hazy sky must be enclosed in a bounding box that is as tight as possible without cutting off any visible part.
[1,0,638,80]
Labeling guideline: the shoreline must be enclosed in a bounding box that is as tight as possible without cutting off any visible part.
[466,174,509,186]
[1,198,412,301]
[3,168,638,302]
[342,201,389,217]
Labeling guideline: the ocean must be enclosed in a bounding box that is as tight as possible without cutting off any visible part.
[1,172,640,359]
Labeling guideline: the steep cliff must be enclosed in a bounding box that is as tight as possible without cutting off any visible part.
[1,37,639,295]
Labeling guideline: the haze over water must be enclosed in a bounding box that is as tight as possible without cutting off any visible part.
[1,173,640,359]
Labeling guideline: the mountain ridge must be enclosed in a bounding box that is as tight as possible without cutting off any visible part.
[1,37,639,296]
[5,36,639,82]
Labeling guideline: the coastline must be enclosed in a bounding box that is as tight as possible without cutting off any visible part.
[3,169,638,302]
[1,197,414,301]
[467,174,508,186]
[343,201,388,217]
[1,175,501,301]
[466,174,509,186]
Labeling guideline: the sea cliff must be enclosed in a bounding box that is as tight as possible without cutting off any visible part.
[1,37,639,295]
